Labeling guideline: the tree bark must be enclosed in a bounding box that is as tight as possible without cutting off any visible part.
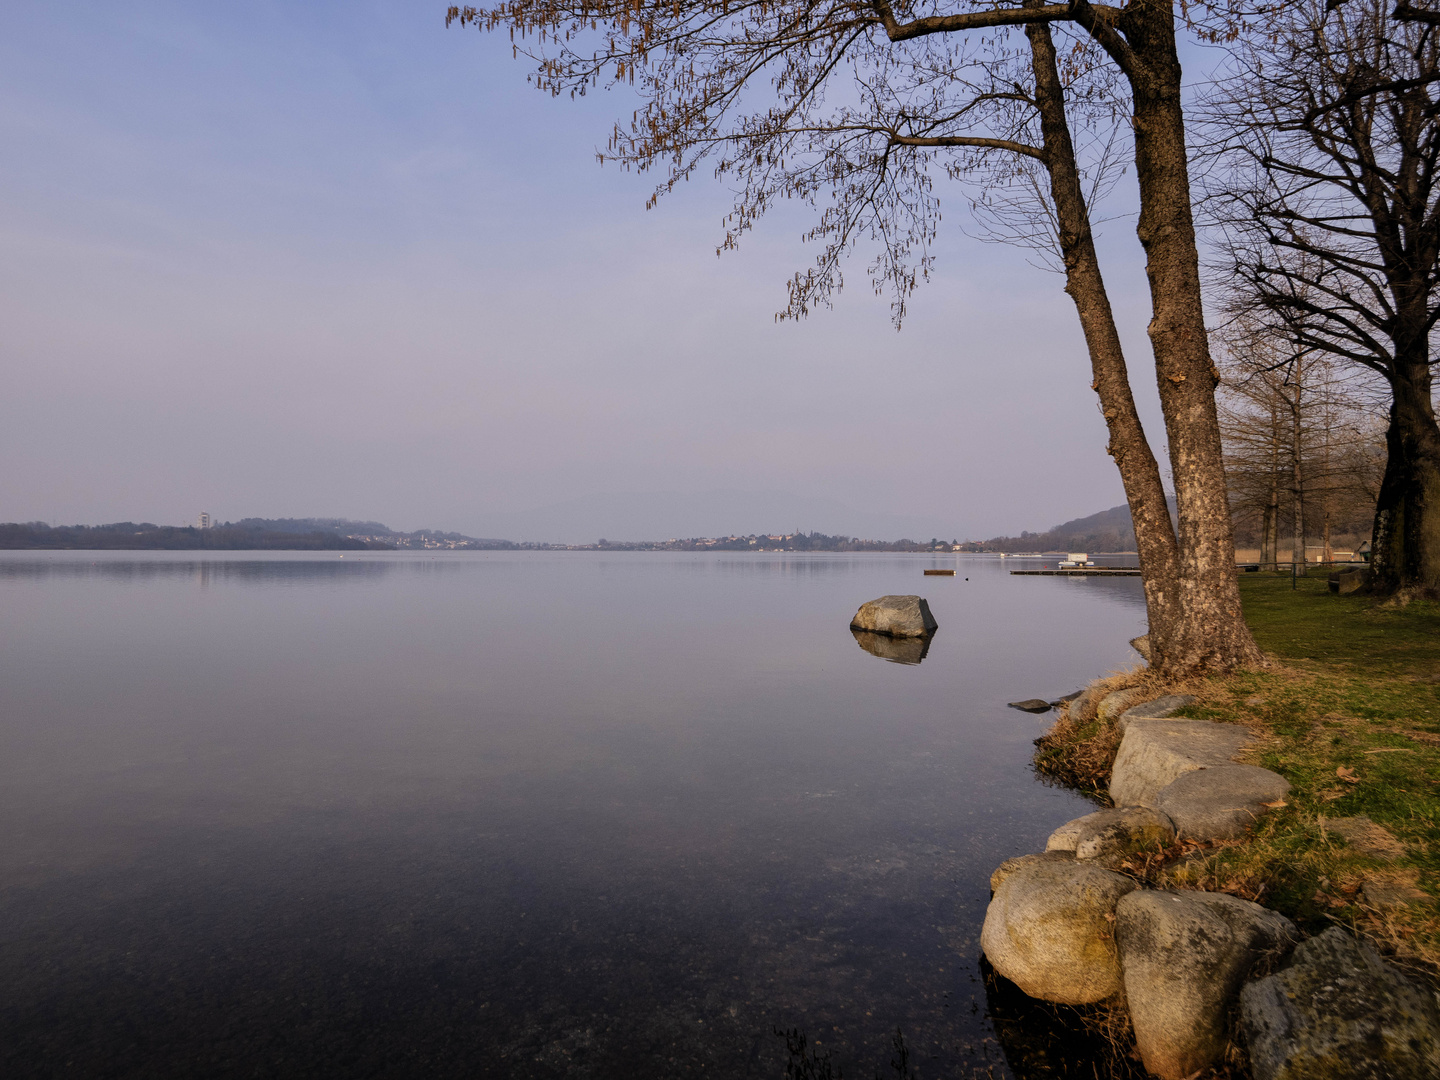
[1112,0,1266,670]
[1370,355,1440,592]
[1023,11,1184,664]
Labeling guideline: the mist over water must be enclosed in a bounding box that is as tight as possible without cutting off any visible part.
[0,550,1146,1078]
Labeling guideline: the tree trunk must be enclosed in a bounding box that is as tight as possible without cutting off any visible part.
[1266,408,1281,571]
[1261,500,1276,570]
[1117,0,1265,671]
[1370,356,1440,593]
[1024,12,1183,663]
[1290,369,1306,575]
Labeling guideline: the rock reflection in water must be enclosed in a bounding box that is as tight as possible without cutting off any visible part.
[982,958,1145,1078]
[851,628,934,665]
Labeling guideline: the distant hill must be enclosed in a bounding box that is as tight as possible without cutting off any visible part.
[232,517,393,536]
[0,522,380,551]
[963,498,1177,553]
[0,518,550,551]
[234,518,530,550]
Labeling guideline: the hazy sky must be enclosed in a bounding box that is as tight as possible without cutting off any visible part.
[0,1,1193,543]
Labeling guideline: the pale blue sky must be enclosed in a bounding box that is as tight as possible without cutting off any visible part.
[0,1,1193,542]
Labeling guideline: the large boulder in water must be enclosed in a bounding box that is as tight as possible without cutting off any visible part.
[849,595,937,638]
[980,858,1138,1004]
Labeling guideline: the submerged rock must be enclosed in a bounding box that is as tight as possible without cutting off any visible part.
[1155,765,1291,840]
[980,859,1137,1004]
[1239,926,1440,1080]
[848,594,937,638]
[1045,806,1175,865]
[850,628,931,665]
[1117,890,1297,1080]
[1108,718,1255,807]
[1007,698,1053,713]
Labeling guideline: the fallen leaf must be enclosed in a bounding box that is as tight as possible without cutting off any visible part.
[1336,766,1360,783]
[1261,799,1288,808]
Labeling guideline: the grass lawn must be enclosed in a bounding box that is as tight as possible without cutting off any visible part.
[1039,571,1440,978]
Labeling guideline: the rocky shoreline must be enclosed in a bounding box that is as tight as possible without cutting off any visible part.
[985,680,1440,1079]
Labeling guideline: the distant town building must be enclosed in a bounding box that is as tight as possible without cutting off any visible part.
[197,512,211,530]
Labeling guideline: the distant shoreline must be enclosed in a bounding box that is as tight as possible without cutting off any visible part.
[0,518,1146,554]
[0,523,380,552]
[2,503,1155,554]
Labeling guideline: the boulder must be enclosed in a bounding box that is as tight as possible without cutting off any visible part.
[1049,689,1083,708]
[989,850,1074,893]
[1130,634,1152,661]
[1007,698,1053,713]
[1045,807,1175,865]
[1117,890,1297,1080]
[1155,765,1291,840]
[1109,718,1255,808]
[851,628,930,665]
[1239,927,1440,1080]
[1117,694,1197,732]
[1067,682,1109,722]
[849,594,937,638]
[980,859,1138,1004]
[1098,686,1150,722]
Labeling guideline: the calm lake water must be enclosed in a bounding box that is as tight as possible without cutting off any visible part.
[0,551,1147,1078]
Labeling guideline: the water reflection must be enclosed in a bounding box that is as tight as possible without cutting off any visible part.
[982,960,1145,1078]
[851,627,934,665]
[0,557,397,585]
[0,550,1149,1078]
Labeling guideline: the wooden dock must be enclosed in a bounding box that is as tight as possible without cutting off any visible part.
[1010,568,1142,576]
[923,569,956,576]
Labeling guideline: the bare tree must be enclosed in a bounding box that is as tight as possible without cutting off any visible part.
[1208,0,1440,595]
[448,0,1265,672]
[1217,317,1387,569]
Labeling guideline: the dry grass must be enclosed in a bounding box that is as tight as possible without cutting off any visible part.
[1032,671,1145,795]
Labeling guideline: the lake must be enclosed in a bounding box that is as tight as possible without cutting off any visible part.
[0,550,1147,1078]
